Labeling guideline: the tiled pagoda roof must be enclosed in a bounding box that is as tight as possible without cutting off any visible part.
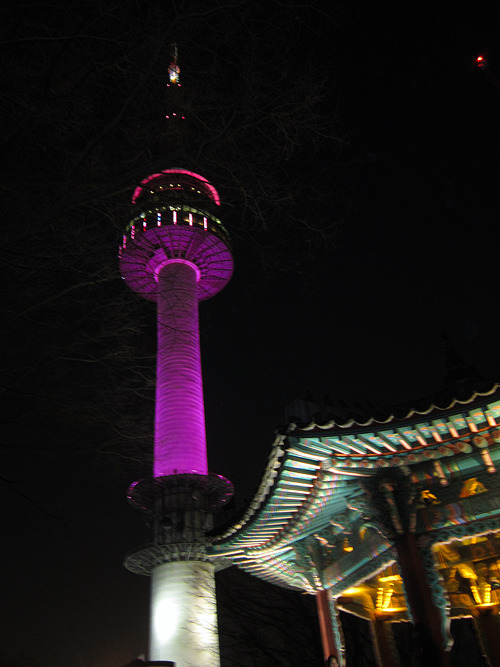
[208,382,500,592]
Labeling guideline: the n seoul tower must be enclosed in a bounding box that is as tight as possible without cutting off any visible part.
[120,47,234,666]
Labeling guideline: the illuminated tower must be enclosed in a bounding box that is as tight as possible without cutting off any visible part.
[120,52,233,667]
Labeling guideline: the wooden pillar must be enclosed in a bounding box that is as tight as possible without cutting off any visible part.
[475,608,500,667]
[371,617,397,667]
[316,589,340,666]
[395,533,450,666]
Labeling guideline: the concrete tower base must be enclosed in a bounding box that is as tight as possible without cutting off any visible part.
[150,560,220,666]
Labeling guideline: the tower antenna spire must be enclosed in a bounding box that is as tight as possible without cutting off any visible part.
[165,42,185,124]
[168,42,180,86]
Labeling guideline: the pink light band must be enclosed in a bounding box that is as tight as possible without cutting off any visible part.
[154,261,208,477]
[132,169,221,206]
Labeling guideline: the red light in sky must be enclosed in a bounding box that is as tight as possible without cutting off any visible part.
[476,55,487,67]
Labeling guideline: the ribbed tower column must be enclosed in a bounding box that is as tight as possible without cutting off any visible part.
[155,260,207,477]
[120,169,234,667]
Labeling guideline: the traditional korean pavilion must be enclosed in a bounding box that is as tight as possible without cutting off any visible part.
[208,378,500,666]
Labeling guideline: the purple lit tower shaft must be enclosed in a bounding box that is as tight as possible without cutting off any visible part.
[155,260,207,477]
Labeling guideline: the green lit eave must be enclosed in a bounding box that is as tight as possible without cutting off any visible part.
[208,384,500,593]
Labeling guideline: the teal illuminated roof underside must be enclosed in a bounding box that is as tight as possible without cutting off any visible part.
[208,383,500,594]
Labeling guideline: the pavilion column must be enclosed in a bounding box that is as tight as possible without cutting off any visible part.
[370,616,398,667]
[474,608,500,667]
[394,533,451,667]
[316,589,344,666]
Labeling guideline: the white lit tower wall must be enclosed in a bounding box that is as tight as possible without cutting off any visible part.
[120,167,234,666]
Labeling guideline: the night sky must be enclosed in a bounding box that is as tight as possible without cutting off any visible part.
[2,2,500,666]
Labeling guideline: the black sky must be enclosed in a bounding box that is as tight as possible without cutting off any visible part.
[2,2,500,666]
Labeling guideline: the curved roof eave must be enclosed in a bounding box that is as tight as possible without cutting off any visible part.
[290,383,500,433]
[210,383,500,550]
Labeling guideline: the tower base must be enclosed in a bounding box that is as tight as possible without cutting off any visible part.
[150,560,219,666]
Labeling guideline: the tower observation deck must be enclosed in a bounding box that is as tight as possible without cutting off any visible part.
[120,167,234,666]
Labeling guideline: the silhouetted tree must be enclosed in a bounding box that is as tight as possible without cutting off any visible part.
[216,567,323,667]
[1,0,343,466]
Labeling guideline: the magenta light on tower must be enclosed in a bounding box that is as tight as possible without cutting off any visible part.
[120,169,233,477]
